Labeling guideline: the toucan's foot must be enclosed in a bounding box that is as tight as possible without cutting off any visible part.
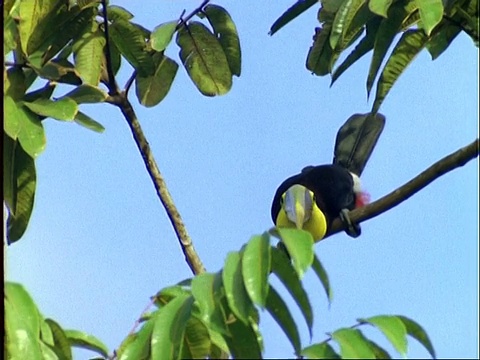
[339,209,361,238]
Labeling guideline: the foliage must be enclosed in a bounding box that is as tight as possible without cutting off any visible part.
[5,0,472,358]
[270,0,479,112]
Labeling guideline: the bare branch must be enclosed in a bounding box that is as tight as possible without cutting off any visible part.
[324,138,479,239]
[117,96,206,275]
[176,0,210,30]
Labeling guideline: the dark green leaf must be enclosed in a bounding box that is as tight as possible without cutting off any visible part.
[151,21,178,52]
[242,233,271,308]
[117,320,154,360]
[312,254,333,304]
[266,285,301,354]
[36,59,82,85]
[269,0,317,36]
[331,328,376,359]
[426,23,461,60]
[23,83,56,103]
[63,84,107,104]
[359,315,407,356]
[107,5,134,22]
[4,135,37,243]
[366,339,392,359]
[306,25,334,75]
[5,282,43,359]
[373,29,429,113]
[417,0,444,35]
[222,252,254,324]
[22,98,78,121]
[396,315,436,358]
[176,21,232,96]
[204,4,242,76]
[301,342,340,359]
[45,318,73,360]
[136,53,178,107]
[73,111,105,133]
[181,317,211,359]
[5,67,27,101]
[109,19,155,76]
[274,228,314,278]
[330,0,365,50]
[64,329,109,358]
[151,294,194,360]
[271,246,313,338]
[224,317,262,359]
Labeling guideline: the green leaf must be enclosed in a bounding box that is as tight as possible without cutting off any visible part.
[107,5,134,22]
[224,317,262,359]
[73,25,106,86]
[426,23,461,60]
[191,272,229,335]
[330,0,365,50]
[416,0,444,35]
[4,135,37,243]
[176,21,232,96]
[45,318,73,360]
[266,285,301,354]
[311,254,333,304]
[151,294,194,360]
[301,342,340,359]
[271,246,313,338]
[74,111,105,133]
[331,328,376,359]
[242,233,271,308]
[222,251,254,324]
[136,53,178,107]
[5,67,27,101]
[274,228,314,278]
[269,0,317,36]
[397,315,436,358]
[23,98,78,121]
[359,315,408,356]
[181,317,211,359]
[109,19,154,76]
[365,339,392,359]
[5,282,43,359]
[154,285,191,307]
[367,2,415,97]
[306,25,334,75]
[372,29,429,113]
[369,0,394,17]
[64,329,109,357]
[117,320,154,360]
[151,20,178,52]
[36,59,82,85]
[24,83,56,103]
[63,84,107,104]
[4,9,19,55]
[203,4,242,76]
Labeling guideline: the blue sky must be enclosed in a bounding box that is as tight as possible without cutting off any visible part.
[6,0,479,358]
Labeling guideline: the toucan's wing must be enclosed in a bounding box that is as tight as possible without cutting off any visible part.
[333,113,385,176]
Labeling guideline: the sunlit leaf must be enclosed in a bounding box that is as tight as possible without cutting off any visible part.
[372,29,428,113]
[397,315,436,358]
[274,228,314,278]
[271,246,313,338]
[369,0,394,17]
[204,4,242,76]
[222,251,254,324]
[74,111,105,133]
[242,233,271,308]
[416,0,444,35]
[151,20,178,52]
[63,84,107,104]
[64,329,109,358]
[45,318,73,360]
[359,315,407,356]
[331,328,376,359]
[151,294,194,360]
[117,320,154,360]
[73,25,106,86]
[301,342,340,359]
[266,285,301,354]
[136,53,178,107]
[269,0,317,36]
[176,21,232,96]
[330,0,365,50]
[22,97,78,121]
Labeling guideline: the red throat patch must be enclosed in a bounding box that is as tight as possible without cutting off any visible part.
[355,191,371,208]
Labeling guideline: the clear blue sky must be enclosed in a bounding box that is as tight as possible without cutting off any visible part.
[6,1,479,358]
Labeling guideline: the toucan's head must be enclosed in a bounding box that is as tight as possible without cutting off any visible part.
[275,184,328,241]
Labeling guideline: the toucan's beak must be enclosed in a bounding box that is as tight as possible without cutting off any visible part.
[284,184,313,229]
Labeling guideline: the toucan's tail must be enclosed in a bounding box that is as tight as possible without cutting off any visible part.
[333,113,385,176]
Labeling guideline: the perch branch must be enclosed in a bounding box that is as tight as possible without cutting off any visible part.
[100,0,119,95]
[323,138,479,239]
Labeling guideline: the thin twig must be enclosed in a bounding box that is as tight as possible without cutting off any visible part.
[101,0,119,95]
[176,0,210,30]
[117,96,206,275]
[324,138,479,239]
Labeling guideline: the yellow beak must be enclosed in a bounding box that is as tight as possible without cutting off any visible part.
[284,184,313,229]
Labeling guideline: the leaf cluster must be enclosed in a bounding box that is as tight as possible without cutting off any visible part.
[270,0,479,112]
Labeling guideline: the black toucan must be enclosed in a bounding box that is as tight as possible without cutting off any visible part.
[271,113,385,241]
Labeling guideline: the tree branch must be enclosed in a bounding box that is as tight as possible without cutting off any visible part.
[323,138,479,239]
[176,0,210,31]
[117,96,206,275]
[101,0,120,95]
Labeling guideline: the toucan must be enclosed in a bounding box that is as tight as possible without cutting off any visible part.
[271,113,385,241]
